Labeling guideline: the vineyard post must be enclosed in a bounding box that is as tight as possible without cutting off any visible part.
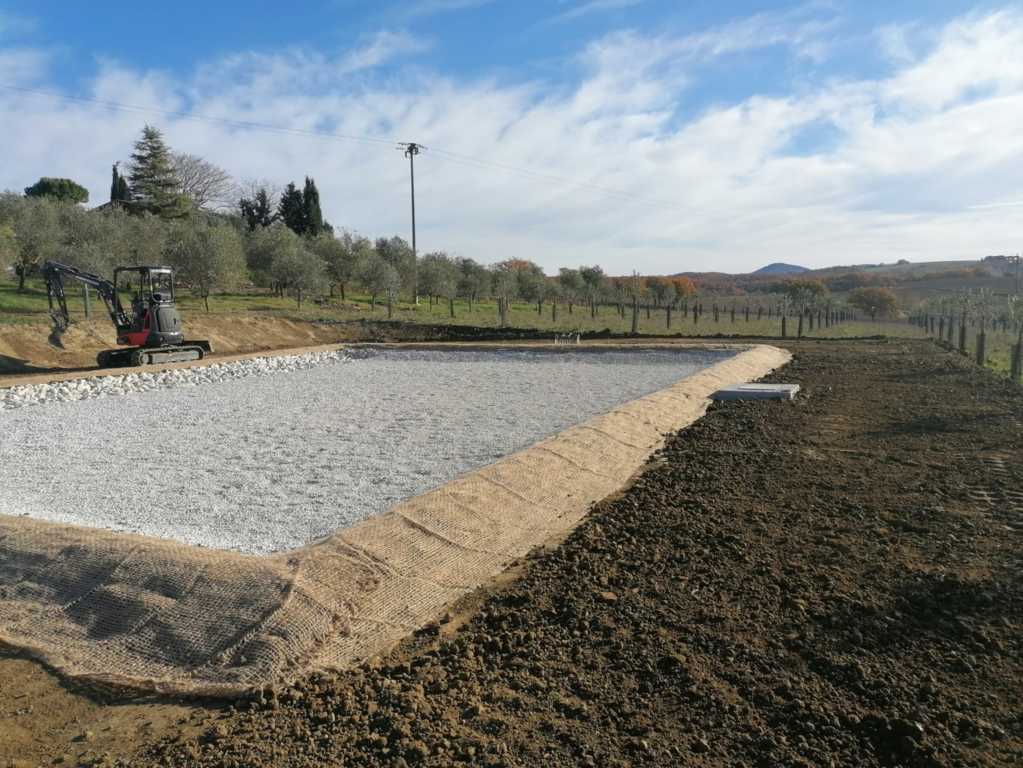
[1011,325,1022,383]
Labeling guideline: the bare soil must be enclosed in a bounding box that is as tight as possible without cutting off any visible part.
[0,316,355,374]
[1,338,1021,767]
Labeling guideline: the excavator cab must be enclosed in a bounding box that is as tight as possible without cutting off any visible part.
[113,266,184,349]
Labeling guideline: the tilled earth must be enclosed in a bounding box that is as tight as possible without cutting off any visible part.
[5,339,1023,767]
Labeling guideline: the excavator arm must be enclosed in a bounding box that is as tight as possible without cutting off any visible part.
[41,260,130,332]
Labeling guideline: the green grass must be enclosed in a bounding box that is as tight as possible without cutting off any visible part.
[0,275,929,338]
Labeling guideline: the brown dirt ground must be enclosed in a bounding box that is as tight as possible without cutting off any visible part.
[0,316,354,373]
[1,338,1021,767]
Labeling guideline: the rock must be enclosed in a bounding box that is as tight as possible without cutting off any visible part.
[598,591,619,603]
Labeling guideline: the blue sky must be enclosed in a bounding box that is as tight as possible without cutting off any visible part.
[1,1,1021,272]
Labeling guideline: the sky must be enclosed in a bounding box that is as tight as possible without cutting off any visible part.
[1,0,1021,274]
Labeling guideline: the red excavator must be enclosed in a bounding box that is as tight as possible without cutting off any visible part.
[42,260,212,368]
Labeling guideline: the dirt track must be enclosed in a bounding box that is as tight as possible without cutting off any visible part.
[1,339,1021,766]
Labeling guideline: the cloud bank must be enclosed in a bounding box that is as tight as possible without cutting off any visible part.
[1,7,1022,274]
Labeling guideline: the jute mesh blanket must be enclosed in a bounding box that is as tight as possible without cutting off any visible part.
[0,345,790,696]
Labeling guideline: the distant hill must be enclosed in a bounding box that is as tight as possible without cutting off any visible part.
[752,263,810,276]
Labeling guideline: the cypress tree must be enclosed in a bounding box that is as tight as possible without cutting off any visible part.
[110,164,131,203]
[240,188,276,230]
[303,177,324,237]
[277,182,307,235]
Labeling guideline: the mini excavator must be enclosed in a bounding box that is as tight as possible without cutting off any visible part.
[42,260,212,368]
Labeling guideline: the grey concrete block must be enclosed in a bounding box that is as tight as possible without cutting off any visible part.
[712,383,800,401]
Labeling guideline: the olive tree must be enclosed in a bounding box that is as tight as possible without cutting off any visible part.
[53,204,130,277]
[359,251,401,310]
[374,236,415,297]
[0,223,14,275]
[125,213,169,267]
[557,268,585,313]
[244,223,300,291]
[270,246,326,307]
[579,264,606,316]
[457,257,489,310]
[310,230,369,301]
[418,252,459,310]
[164,221,247,310]
[490,262,522,326]
[10,196,60,290]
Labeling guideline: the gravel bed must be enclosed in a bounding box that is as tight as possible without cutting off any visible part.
[0,350,352,410]
[0,347,731,554]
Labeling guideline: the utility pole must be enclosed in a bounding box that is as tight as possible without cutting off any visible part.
[398,142,425,305]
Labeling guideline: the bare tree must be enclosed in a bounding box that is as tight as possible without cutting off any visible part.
[172,153,236,211]
[238,178,280,210]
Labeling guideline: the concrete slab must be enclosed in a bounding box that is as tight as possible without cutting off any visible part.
[712,383,800,401]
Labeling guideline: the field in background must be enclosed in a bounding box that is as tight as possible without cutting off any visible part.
[5,275,1021,382]
[1,275,922,338]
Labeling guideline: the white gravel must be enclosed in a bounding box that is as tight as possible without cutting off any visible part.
[0,350,352,410]
[0,347,731,554]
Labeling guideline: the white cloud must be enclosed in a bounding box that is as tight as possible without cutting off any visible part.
[0,48,49,84]
[551,0,645,24]
[402,0,495,19]
[882,10,1023,111]
[876,23,916,63]
[1,9,1022,273]
[339,29,432,73]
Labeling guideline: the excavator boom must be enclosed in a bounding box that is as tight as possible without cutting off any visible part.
[42,261,130,332]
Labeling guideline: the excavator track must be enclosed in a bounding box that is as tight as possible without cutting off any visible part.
[97,342,211,368]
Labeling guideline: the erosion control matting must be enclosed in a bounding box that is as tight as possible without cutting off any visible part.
[0,343,788,695]
[136,339,1023,768]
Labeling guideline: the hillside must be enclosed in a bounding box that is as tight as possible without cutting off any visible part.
[752,262,809,276]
